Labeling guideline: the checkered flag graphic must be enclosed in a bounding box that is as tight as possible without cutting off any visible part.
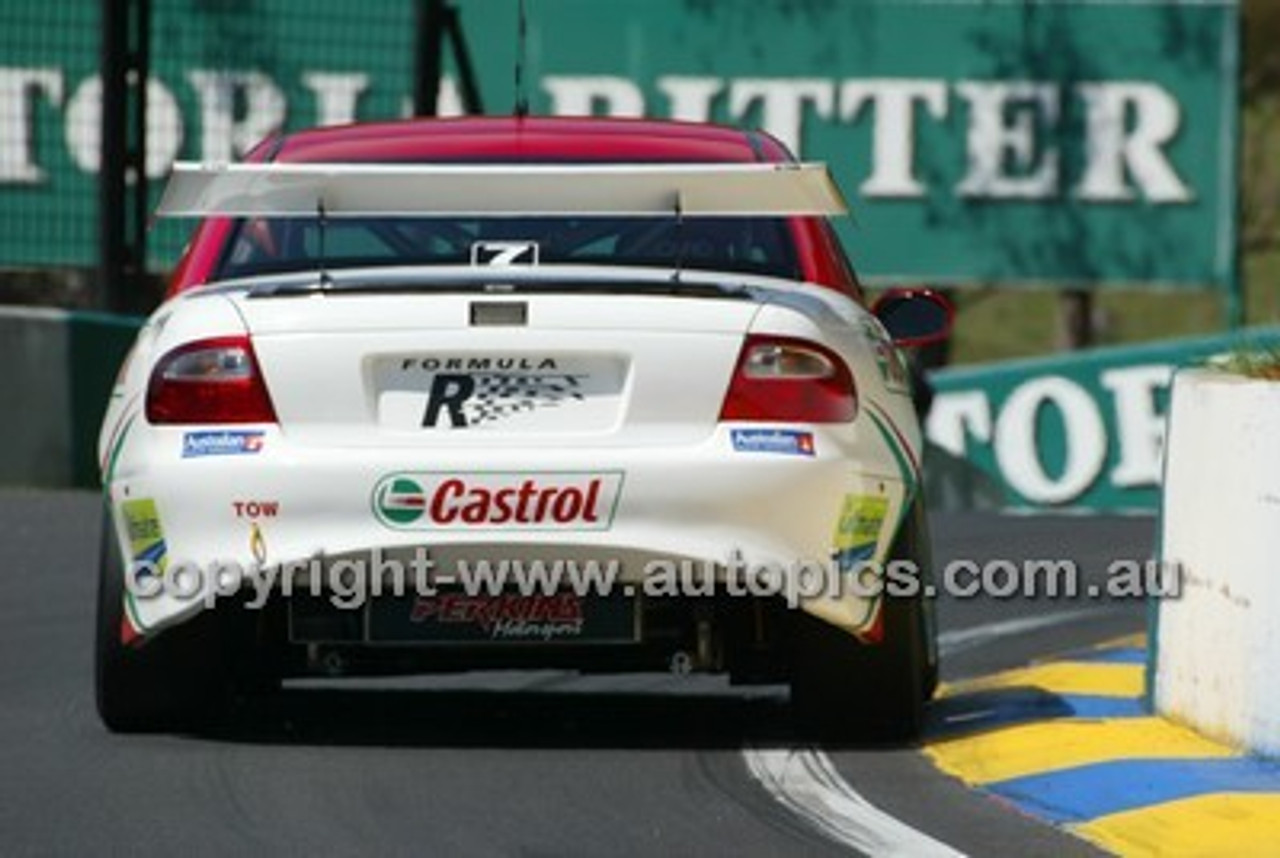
[463,373,588,425]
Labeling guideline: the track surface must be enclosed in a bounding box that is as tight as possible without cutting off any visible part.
[0,491,1154,855]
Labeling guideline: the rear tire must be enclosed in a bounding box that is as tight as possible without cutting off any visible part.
[95,509,230,733]
[789,497,934,744]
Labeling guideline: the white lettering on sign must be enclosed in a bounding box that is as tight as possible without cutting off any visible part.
[186,70,286,164]
[0,69,1193,205]
[0,68,63,183]
[544,74,1190,202]
[657,76,723,122]
[926,363,1177,506]
[926,390,993,458]
[729,78,834,155]
[542,75,644,117]
[64,75,184,177]
[955,81,1059,200]
[1100,364,1174,488]
[1077,83,1191,203]
[994,376,1107,505]
[840,79,949,197]
[302,72,370,126]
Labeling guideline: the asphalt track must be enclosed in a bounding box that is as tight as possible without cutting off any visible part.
[0,490,1155,856]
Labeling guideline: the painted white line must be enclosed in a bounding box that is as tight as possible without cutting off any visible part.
[743,745,966,857]
[744,608,1113,855]
[936,608,1113,658]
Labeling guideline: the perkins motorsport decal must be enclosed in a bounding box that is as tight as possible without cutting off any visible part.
[831,494,889,572]
[731,428,816,456]
[182,430,265,458]
[120,498,168,581]
[372,472,624,531]
[411,593,585,641]
[367,591,637,643]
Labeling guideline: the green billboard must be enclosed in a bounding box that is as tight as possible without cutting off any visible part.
[3,0,1239,288]
[926,327,1280,511]
[475,0,1241,291]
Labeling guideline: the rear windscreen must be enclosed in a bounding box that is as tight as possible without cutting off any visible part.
[215,215,801,281]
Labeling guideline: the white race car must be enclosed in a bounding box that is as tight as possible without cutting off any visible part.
[96,117,951,737]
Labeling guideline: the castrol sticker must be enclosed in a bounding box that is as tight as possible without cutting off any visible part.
[372,472,624,531]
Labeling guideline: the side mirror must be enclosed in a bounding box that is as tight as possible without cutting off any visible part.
[871,288,953,347]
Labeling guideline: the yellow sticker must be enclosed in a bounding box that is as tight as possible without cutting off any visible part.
[832,494,889,571]
[121,498,168,577]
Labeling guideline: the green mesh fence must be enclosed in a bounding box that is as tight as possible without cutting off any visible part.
[2,0,420,276]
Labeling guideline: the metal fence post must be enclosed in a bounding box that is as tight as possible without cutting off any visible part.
[414,0,483,117]
[414,0,446,116]
[99,0,150,313]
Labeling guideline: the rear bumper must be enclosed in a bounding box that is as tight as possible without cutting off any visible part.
[106,421,911,638]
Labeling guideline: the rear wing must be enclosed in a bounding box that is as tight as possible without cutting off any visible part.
[155,161,848,218]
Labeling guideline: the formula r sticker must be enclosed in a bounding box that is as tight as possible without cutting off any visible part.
[831,494,889,572]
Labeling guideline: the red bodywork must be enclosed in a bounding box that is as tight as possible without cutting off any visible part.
[165,116,863,300]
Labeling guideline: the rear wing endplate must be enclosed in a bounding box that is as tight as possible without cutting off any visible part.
[155,161,848,218]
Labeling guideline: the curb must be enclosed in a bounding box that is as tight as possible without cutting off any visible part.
[923,637,1280,856]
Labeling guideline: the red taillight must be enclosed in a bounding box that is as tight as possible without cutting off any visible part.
[719,335,857,423]
[146,336,277,424]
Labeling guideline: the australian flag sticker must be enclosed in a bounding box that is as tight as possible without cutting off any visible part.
[182,430,265,458]
[730,428,816,457]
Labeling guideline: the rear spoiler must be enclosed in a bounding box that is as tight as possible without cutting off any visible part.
[155,161,848,218]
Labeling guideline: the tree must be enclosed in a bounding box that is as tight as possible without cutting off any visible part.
[1242,0,1280,252]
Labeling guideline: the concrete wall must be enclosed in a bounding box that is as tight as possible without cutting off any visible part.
[0,309,74,486]
[1155,367,1280,757]
[0,307,141,488]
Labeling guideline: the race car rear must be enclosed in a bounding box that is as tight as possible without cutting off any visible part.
[95,158,949,739]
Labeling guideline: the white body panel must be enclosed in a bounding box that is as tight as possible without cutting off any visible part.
[100,266,922,642]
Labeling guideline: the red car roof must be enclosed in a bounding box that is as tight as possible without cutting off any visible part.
[268,116,792,164]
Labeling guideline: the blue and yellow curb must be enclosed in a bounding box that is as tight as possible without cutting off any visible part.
[924,636,1280,856]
